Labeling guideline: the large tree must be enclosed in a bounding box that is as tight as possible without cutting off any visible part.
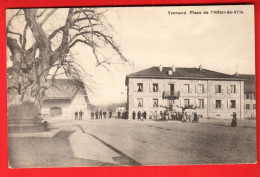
[6,8,127,109]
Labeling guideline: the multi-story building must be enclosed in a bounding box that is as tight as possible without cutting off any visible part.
[235,74,256,119]
[125,65,245,119]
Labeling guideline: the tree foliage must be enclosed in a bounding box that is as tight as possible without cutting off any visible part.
[6,8,127,108]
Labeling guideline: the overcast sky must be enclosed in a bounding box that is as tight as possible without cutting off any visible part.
[7,5,255,105]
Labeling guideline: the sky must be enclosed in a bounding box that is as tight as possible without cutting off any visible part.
[6,5,255,105]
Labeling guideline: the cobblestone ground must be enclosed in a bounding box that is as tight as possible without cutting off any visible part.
[8,118,256,168]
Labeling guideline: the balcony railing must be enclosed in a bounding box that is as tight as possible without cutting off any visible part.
[162,91,180,99]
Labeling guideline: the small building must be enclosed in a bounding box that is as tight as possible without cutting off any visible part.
[125,65,245,120]
[41,79,90,119]
[235,74,256,119]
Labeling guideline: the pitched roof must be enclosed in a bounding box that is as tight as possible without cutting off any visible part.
[234,74,255,93]
[44,79,89,103]
[126,66,244,81]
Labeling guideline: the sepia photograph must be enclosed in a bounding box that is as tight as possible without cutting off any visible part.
[6,5,256,168]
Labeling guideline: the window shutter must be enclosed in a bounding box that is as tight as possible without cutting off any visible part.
[195,99,198,107]
[134,98,137,108]
[189,85,193,93]
[149,84,152,92]
[180,85,184,93]
[180,99,183,107]
[215,85,218,93]
[221,86,224,94]
[136,83,140,92]
[235,86,238,94]
[236,101,239,109]
[204,85,207,93]
[227,100,230,108]
[204,99,207,108]
[227,85,231,94]
[221,101,224,109]
[212,99,215,109]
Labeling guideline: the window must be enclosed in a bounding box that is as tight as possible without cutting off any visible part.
[137,83,143,92]
[246,93,250,99]
[184,84,190,93]
[230,85,236,93]
[198,84,204,93]
[153,99,159,107]
[184,99,190,107]
[253,94,256,100]
[198,99,204,108]
[246,104,250,110]
[230,100,236,108]
[215,85,222,93]
[216,100,221,109]
[153,84,158,92]
[137,98,143,107]
[253,104,256,109]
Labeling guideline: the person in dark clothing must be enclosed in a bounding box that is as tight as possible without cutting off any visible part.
[99,110,103,119]
[137,111,141,119]
[103,111,106,119]
[143,111,147,119]
[91,111,94,119]
[231,112,237,127]
[160,111,163,119]
[132,111,136,119]
[95,110,99,119]
[109,110,112,119]
[192,112,198,123]
[79,110,83,120]
[75,111,78,120]
[118,111,121,118]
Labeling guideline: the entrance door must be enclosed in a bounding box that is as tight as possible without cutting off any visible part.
[170,84,174,95]
[50,107,62,117]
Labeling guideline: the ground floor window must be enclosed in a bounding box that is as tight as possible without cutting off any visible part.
[230,100,236,108]
[216,100,221,109]
[198,99,204,108]
[184,99,189,107]
[137,98,143,107]
[153,99,158,107]
[246,104,250,109]
[253,104,256,109]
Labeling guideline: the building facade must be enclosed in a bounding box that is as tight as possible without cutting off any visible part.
[41,79,90,119]
[236,74,256,119]
[125,66,245,119]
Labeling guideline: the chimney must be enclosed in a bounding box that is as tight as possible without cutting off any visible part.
[159,65,162,72]
[199,65,202,71]
[172,65,176,72]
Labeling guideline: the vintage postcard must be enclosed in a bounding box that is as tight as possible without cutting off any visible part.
[6,5,256,168]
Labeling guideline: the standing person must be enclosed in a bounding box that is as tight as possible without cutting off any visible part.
[103,111,106,119]
[99,110,103,119]
[79,110,83,120]
[143,111,147,120]
[117,111,121,118]
[75,111,78,120]
[95,110,99,119]
[109,110,112,119]
[132,111,136,120]
[231,112,237,127]
[91,111,94,119]
[137,111,141,119]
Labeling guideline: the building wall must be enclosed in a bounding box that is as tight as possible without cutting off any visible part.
[41,90,89,119]
[127,77,244,119]
[244,92,256,118]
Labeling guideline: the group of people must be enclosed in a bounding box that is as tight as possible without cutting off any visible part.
[132,111,147,120]
[91,110,113,119]
[132,110,200,122]
[75,110,84,120]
